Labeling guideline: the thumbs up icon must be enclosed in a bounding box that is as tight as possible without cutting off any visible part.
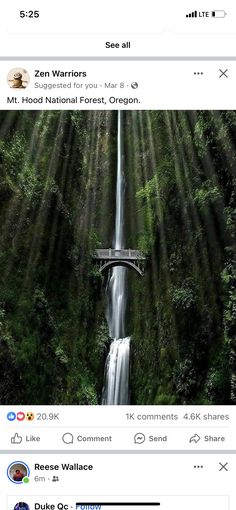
[11,433,23,444]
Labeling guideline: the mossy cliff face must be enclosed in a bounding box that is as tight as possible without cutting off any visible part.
[124,111,235,404]
[0,111,115,404]
[0,110,235,404]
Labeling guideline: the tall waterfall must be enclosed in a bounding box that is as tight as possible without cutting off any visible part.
[102,111,130,405]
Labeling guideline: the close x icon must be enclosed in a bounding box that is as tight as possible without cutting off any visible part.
[219,462,229,471]
[219,69,228,78]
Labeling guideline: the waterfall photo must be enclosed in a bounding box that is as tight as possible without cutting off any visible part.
[0,110,235,405]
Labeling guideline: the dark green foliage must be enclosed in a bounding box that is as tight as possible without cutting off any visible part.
[128,111,235,405]
[0,111,111,404]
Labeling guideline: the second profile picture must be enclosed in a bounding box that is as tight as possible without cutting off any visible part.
[7,68,30,89]
[14,503,30,510]
[7,461,30,484]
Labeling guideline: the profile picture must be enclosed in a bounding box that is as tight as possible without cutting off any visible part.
[7,68,30,89]
[7,461,30,484]
[14,503,30,510]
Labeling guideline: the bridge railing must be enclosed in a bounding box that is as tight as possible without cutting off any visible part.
[94,249,146,260]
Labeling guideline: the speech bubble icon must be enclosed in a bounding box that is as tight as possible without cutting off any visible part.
[62,433,74,444]
[134,432,146,444]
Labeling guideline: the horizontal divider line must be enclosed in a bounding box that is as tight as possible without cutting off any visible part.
[75,504,160,506]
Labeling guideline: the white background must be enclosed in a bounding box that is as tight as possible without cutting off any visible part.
[1,454,232,509]
[0,1,236,56]
[0,60,236,110]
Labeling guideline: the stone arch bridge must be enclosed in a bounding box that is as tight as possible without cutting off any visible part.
[94,248,146,276]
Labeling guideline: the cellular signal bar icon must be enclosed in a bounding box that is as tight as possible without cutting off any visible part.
[186,10,198,18]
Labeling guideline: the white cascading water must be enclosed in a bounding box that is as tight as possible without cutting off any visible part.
[102,111,130,405]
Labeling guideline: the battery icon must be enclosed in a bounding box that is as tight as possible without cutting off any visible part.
[211,10,227,17]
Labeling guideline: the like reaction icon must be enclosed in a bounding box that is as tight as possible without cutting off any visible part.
[7,412,16,422]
